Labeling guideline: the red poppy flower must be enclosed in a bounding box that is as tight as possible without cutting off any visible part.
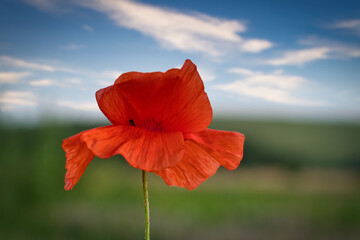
[62,59,245,190]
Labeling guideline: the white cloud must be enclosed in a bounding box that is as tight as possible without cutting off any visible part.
[97,80,115,86]
[29,78,58,86]
[0,91,37,106]
[198,68,215,82]
[100,70,122,79]
[240,39,274,53]
[266,36,360,66]
[0,72,31,83]
[266,43,360,66]
[0,56,75,72]
[334,46,360,58]
[0,56,54,71]
[266,47,331,66]
[330,19,360,36]
[57,100,98,111]
[29,77,84,88]
[229,68,306,89]
[96,70,122,86]
[214,68,327,106]
[228,68,255,76]
[273,69,283,75]
[83,24,94,32]
[65,77,83,85]
[76,0,272,56]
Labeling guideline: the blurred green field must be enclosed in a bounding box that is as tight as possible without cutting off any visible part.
[0,119,359,240]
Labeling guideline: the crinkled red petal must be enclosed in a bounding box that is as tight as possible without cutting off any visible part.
[155,140,220,190]
[81,125,184,171]
[62,130,95,190]
[185,129,245,170]
[96,84,139,126]
[96,60,212,133]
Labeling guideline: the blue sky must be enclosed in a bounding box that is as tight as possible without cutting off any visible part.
[0,0,359,123]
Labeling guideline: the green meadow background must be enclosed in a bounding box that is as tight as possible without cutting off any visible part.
[0,118,359,240]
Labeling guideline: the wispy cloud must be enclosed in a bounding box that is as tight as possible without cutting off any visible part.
[0,56,75,72]
[95,70,122,86]
[266,47,330,66]
[29,78,59,86]
[239,39,274,53]
[0,72,31,84]
[82,24,94,32]
[29,77,84,88]
[23,0,72,13]
[215,68,327,106]
[228,67,257,76]
[299,36,360,55]
[330,19,360,36]
[75,0,272,56]
[60,44,85,50]
[198,68,216,82]
[0,91,37,106]
[65,77,83,85]
[99,70,122,79]
[24,0,273,56]
[0,56,54,71]
[57,100,98,111]
[266,44,360,66]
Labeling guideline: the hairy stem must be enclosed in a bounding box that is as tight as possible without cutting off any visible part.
[142,170,150,240]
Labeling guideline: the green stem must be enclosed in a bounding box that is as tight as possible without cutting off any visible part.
[142,170,150,240]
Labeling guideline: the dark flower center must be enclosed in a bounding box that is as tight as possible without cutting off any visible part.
[144,117,162,131]
[129,118,162,130]
[129,119,135,126]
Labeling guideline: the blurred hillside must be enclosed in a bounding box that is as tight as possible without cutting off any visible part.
[211,118,360,170]
[0,119,359,240]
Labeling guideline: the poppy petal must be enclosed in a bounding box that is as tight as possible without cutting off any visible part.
[96,85,139,126]
[97,60,212,133]
[184,129,245,170]
[81,125,184,171]
[155,140,220,190]
[62,131,95,191]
